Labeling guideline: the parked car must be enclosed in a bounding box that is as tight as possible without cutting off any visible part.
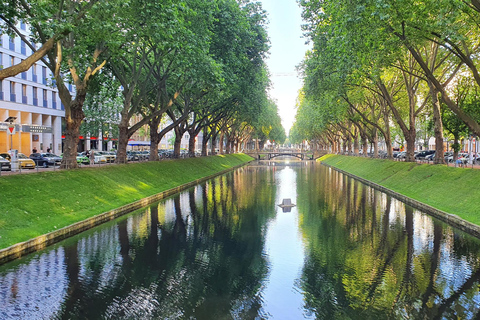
[0,152,36,169]
[97,151,116,163]
[126,151,140,161]
[76,153,91,165]
[415,150,435,160]
[397,151,406,159]
[425,152,436,161]
[0,155,11,171]
[29,152,55,167]
[93,153,107,164]
[446,152,469,164]
[43,153,62,165]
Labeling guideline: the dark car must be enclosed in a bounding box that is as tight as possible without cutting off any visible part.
[43,152,62,165]
[0,155,11,171]
[415,150,435,160]
[29,152,54,167]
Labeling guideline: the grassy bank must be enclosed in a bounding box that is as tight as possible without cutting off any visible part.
[319,154,480,225]
[0,154,253,249]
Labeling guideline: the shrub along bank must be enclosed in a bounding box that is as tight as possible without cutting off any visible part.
[319,154,480,226]
[0,154,253,249]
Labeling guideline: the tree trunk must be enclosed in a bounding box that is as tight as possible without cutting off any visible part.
[61,102,84,169]
[149,116,161,161]
[219,132,225,154]
[116,115,130,164]
[362,134,368,157]
[211,134,217,155]
[429,81,445,164]
[188,130,196,157]
[173,128,182,158]
[405,131,416,162]
[202,137,209,156]
[225,135,231,154]
[353,130,360,156]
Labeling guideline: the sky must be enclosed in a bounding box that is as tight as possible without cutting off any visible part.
[260,0,311,135]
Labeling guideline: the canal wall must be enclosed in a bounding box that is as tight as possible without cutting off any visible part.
[320,156,480,239]
[0,157,253,265]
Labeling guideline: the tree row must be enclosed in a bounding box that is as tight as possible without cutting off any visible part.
[1,0,286,167]
[291,0,480,163]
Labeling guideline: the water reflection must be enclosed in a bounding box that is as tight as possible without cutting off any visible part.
[1,163,480,319]
[297,164,480,319]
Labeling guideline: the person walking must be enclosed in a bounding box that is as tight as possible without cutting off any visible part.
[89,150,95,164]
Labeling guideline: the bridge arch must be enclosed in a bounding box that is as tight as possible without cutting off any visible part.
[268,153,305,160]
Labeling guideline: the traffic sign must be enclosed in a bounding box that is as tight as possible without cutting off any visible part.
[8,125,15,135]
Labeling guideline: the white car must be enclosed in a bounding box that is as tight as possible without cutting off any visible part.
[93,154,107,164]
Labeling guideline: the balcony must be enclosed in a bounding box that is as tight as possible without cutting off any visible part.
[0,92,3,100]
[22,95,27,104]
[10,93,16,102]
[32,74,37,82]
[33,98,38,106]
[52,101,57,109]
[9,42,15,51]
[21,47,26,55]
[43,100,48,107]
[42,78,47,85]
[21,72,27,80]
[61,103,64,110]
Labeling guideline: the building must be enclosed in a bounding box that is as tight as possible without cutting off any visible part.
[0,22,66,155]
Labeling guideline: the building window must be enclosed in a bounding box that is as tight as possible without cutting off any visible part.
[0,80,3,100]
[20,21,26,30]
[22,84,27,103]
[52,91,57,109]
[10,55,14,67]
[33,87,38,106]
[32,63,37,82]
[10,82,16,102]
[21,41,26,55]
[42,66,47,85]
[9,36,15,51]
[0,53,2,69]
[43,89,48,107]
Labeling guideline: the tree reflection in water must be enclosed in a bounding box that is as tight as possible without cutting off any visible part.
[2,163,480,319]
[297,164,480,319]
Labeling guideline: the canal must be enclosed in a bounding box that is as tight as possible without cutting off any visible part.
[1,161,480,319]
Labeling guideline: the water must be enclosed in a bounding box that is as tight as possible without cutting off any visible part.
[1,161,480,319]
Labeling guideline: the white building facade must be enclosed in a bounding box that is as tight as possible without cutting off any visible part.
[0,22,66,155]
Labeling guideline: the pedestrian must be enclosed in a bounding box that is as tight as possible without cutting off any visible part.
[32,147,37,154]
[89,150,95,164]
[47,148,51,153]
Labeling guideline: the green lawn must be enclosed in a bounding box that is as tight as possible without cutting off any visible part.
[319,154,480,225]
[0,154,253,249]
